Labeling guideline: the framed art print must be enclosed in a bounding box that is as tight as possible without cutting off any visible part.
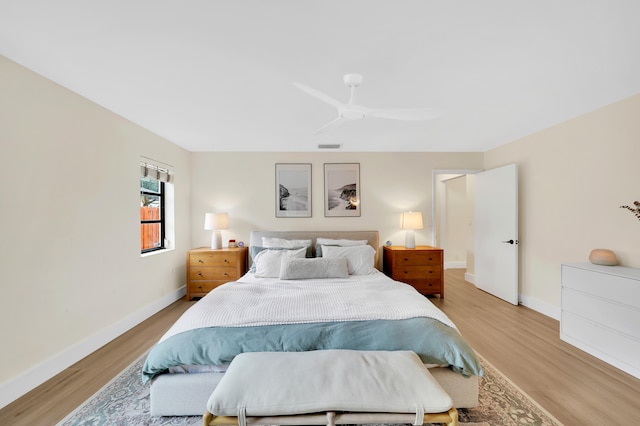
[275,163,312,218]
[324,163,360,217]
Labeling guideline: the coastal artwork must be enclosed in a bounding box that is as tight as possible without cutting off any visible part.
[275,163,312,217]
[324,163,360,217]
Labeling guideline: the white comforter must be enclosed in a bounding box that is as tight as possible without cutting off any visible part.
[160,271,456,343]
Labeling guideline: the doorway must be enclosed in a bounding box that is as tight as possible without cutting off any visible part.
[432,169,481,283]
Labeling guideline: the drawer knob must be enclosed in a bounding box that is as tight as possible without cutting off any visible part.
[223,272,228,276]
[198,272,203,277]
[224,259,229,263]
[198,259,204,263]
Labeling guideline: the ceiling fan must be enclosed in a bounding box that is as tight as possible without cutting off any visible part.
[293,73,442,134]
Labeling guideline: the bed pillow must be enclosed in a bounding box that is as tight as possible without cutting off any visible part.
[262,237,313,257]
[279,257,349,280]
[249,246,301,272]
[315,238,368,257]
[253,247,307,278]
[321,244,376,275]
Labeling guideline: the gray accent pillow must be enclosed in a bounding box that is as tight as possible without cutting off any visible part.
[279,257,349,280]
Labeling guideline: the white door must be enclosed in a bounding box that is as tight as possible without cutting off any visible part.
[474,164,519,304]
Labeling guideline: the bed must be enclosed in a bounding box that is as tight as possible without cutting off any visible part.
[144,230,482,417]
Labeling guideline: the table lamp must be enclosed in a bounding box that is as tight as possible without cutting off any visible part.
[204,212,229,249]
[401,211,423,249]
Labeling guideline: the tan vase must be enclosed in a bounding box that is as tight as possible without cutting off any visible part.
[589,249,618,266]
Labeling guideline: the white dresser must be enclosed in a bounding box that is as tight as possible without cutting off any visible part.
[561,263,640,379]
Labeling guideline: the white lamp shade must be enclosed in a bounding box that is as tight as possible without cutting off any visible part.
[401,211,424,230]
[401,211,423,249]
[204,212,229,230]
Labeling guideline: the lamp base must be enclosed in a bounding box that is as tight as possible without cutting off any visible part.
[210,231,223,249]
[404,230,416,249]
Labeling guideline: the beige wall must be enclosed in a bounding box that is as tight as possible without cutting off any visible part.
[484,94,640,314]
[0,56,191,402]
[189,152,484,269]
[444,176,468,267]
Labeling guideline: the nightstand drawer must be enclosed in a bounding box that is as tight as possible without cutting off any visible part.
[392,265,441,280]
[188,281,228,295]
[189,267,238,281]
[405,278,442,294]
[394,251,442,266]
[190,253,238,267]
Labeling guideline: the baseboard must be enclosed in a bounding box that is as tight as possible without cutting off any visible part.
[0,286,186,410]
[464,272,474,284]
[519,294,560,320]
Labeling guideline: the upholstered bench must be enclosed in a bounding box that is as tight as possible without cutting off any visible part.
[202,350,457,426]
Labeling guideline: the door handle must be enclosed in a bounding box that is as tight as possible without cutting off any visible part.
[501,239,519,245]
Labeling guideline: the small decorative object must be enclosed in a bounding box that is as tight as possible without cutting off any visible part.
[385,240,392,246]
[620,200,640,221]
[589,249,618,266]
[237,241,245,248]
[228,239,237,248]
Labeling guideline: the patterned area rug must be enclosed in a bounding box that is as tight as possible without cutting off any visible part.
[57,353,563,426]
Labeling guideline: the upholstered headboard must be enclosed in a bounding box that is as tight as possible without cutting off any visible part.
[249,230,380,270]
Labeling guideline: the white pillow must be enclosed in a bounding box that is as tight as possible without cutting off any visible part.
[262,237,312,249]
[253,247,307,278]
[321,245,376,275]
[316,238,368,247]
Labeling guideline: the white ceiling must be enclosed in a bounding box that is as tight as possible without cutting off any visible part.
[1,1,639,152]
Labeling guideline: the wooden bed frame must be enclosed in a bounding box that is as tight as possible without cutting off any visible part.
[149,230,478,416]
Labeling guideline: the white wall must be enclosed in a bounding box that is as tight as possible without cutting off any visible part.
[484,93,640,316]
[189,152,484,268]
[0,56,191,407]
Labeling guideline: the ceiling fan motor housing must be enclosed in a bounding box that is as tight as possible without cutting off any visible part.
[343,73,363,87]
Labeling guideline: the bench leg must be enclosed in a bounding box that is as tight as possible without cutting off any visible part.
[445,406,458,426]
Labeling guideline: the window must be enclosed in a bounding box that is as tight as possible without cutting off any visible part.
[140,177,165,253]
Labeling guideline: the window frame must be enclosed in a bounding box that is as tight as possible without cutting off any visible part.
[140,178,166,254]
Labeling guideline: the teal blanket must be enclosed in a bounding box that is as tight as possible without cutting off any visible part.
[142,317,483,383]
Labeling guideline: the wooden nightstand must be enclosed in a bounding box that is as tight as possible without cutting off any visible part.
[186,247,248,300]
[383,245,444,298]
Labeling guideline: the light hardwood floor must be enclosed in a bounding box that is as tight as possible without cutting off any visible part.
[1,269,639,425]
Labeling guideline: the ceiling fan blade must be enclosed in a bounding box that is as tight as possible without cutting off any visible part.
[293,82,343,109]
[315,117,345,134]
[368,108,443,121]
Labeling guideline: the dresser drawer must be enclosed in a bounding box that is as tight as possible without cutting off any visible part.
[562,265,640,309]
[561,311,640,374]
[189,267,238,281]
[190,253,239,267]
[562,288,640,340]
